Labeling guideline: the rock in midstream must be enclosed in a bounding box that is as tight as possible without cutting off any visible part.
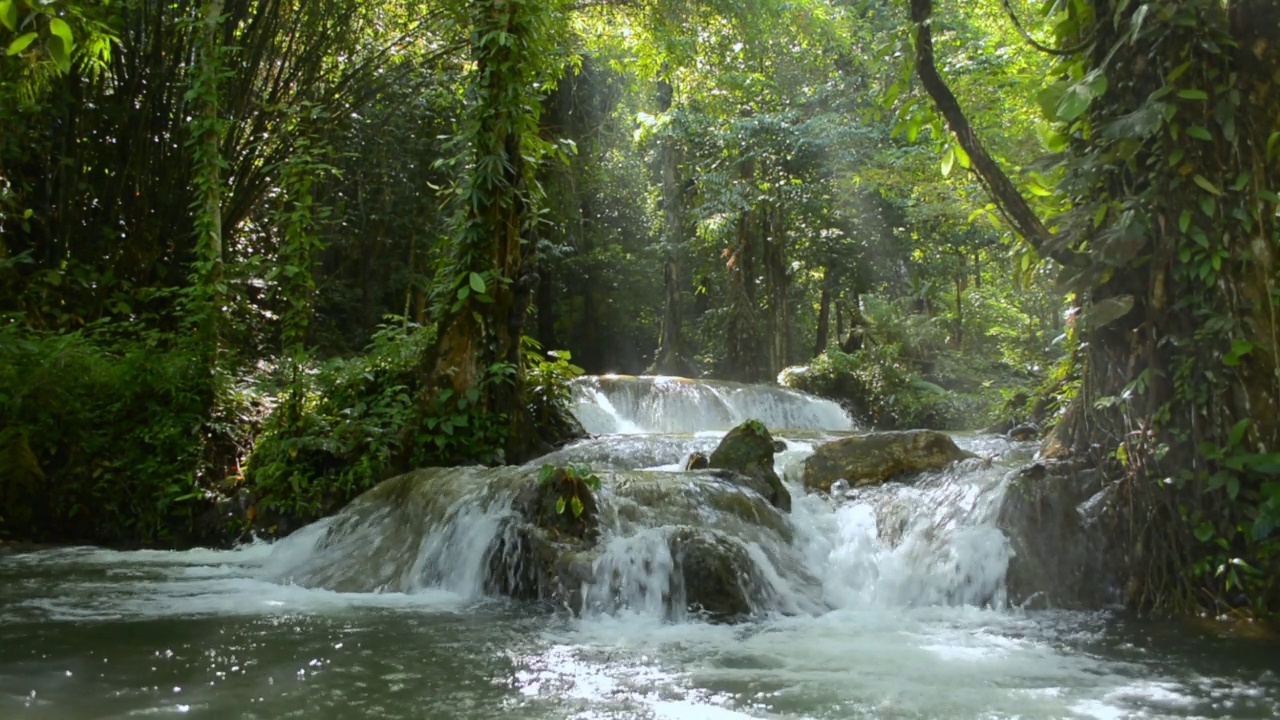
[707,420,791,511]
[803,429,975,493]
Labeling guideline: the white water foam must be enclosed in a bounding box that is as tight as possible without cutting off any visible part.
[571,375,855,434]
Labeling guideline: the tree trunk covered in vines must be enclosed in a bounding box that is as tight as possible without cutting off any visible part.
[406,0,568,467]
[911,0,1280,612]
[649,76,695,376]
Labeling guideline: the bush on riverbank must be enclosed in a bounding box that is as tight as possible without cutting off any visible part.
[0,319,586,545]
[779,346,1010,431]
[0,325,249,544]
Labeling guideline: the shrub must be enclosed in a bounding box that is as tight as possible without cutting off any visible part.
[780,346,994,430]
[0,324,238,544]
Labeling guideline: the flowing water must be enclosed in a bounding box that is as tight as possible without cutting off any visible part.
[2,376,1278,719]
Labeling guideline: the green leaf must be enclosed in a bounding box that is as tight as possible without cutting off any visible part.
[47,34,70,73]
[940,147,955,177]
[538,464,555,483]
[6,31,37,56]
[0,0,16,32]
[1036,81,1068,119]
[1192,174,1222,196]
[555,496,567,515]
[1056,84,1092,122]
[1176,89,1207,100]
[953,144,970,170]
[48,17,74,51]
[1228,418,1250,447]
[1186,125,1213,141]
[469,272,486,293]
[1199,194,1215,218]
[1178,208,1192,233]
[1194,521,1215,542]
[570,495,585,518]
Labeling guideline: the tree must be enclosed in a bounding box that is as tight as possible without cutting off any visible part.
[404,0,572,465]
[910,0,1280,611]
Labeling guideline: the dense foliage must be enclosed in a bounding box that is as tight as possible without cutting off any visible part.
[1,0,1276,616]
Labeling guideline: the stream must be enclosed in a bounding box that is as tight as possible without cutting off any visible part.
[2,375,1277,719]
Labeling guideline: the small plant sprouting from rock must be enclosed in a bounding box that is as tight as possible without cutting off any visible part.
[538,463,601,519]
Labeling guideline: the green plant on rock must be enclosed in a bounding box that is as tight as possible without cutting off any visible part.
[538,462,600,519]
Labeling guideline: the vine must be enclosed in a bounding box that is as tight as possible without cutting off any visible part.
[910,0,1280,614]
[1037,0,1280,614]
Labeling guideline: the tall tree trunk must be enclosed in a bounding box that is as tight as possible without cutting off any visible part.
[814,267,836,357]
[835,301,844,345]
[911,0,1280,611]
[723,157,764,382]
[190,0,226,351]
[953,252,966,351]
[649,75,694,376]
[536,260,557,348]
[763,203,789,376]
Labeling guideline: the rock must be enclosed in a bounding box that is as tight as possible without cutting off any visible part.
[683,452,709,471]
[1007,424,1038,441]
[610,472,794,542]
[995,461,1124,608]
[511,465,601,542]
[708,421,791,512]
[802,430,974,493]
[668,527,764,621]
[772,439,787,453]
[486,525,597,611]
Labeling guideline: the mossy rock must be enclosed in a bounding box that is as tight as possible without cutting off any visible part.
[708,421,790,512]
[802,430,974,493]
[668,527,762,621]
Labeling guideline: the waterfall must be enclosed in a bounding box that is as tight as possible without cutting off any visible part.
[570,375,855,434]
[262,378,1028,621]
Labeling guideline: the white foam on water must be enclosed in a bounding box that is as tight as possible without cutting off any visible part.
[570,375,855,435]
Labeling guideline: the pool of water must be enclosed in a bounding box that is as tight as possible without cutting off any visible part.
[2,544,1277,720]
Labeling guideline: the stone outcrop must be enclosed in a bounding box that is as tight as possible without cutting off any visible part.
[802,430,974,493]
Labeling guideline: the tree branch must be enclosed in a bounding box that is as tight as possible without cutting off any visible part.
[909,0,1080,267]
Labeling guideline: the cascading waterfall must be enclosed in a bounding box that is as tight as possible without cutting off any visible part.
[262,377,1025,621]
[571,375,856,434]
[12,376,1269,720]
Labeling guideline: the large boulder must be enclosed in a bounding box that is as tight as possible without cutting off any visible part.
[803,430,974,493]
[708,420,791,511]
[996,461,1125,609]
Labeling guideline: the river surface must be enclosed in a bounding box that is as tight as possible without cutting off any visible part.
[2,376,1278,719]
